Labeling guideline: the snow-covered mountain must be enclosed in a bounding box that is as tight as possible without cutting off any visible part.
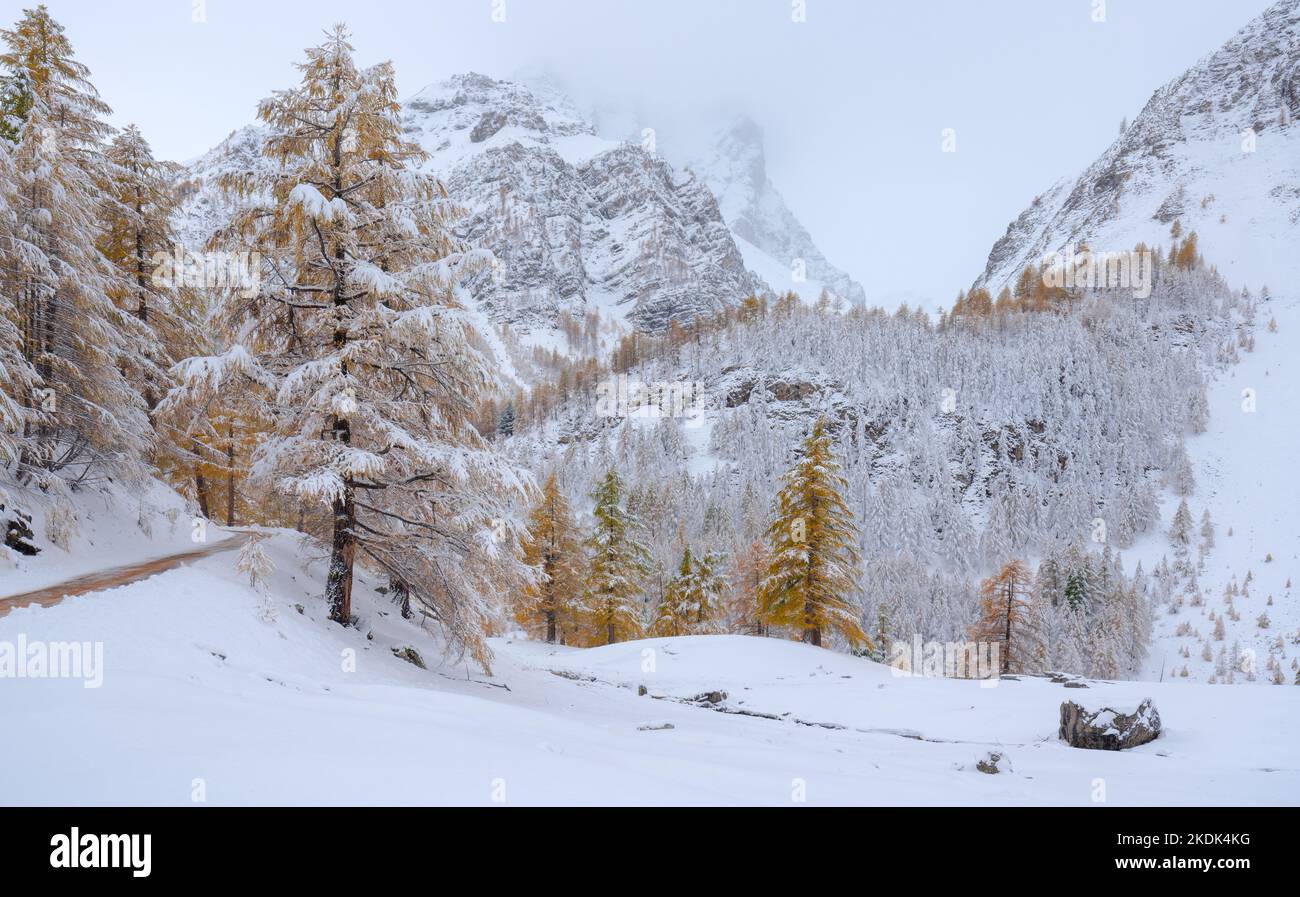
[685,115,866,307]
[175,73,769,336]
[976,0,1300,295]
[405,74,767,334]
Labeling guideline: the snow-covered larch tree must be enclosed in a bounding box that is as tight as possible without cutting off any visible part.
[0,6,151,486]
[171,26,528,668]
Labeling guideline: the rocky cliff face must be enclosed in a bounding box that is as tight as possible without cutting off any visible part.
[405,74,765,333]
[976,0,1300,294]
[176,72,890,336]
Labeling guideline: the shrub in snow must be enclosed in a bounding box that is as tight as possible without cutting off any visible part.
[44,501,76,551]
[236,537,275,591]
[975,751,1012,774]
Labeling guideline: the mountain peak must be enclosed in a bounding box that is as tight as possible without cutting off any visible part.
[976,0,1300,294]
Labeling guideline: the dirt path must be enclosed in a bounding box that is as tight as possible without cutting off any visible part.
[0,533,251,618]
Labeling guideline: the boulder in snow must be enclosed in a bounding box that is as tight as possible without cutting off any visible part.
[1059,698,1161,750]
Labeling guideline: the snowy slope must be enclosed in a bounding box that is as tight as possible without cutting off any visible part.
[1,480,205,597]
[1130,291,1300,685]
[976,0,1300,296]
[2,526,1296,805]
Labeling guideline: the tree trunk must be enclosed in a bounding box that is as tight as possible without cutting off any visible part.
[546,609,557,644]
[192,440,211,519]
[225,435,236,527]
[324,89,355,628]
[326,485,355,625]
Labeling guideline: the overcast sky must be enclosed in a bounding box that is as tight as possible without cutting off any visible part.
[4,0,1275,307]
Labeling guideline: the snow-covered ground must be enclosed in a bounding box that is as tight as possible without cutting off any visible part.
[2,521,1296,806]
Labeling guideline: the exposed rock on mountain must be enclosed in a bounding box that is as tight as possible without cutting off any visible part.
[404,74,766,333]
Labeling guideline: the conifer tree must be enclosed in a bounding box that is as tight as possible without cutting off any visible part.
[970,558,1042,674]
[171,27,527,666]
[0,5,151,486]
[0,132,36,471]
[757,419,868,648]
[1169,498,1194,552]
[516,472,583,644]
[726,538,769,635]
[652,545,727,636]
[582,469,650,644]
[496,401,515,438]
[97,124,179,409]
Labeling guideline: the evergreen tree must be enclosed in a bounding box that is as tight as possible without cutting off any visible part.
[757,419,868,649]
[1169,498,1194,553]
[496,400,515,438]
[652,545,727,636]
[1199,508,1215,550]
[583,469,650,644]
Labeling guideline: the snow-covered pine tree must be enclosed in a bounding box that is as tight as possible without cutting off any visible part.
[173,27,527,667]
[1169,498,1194,554]
[516,472,584,644]
[582,469,650,645]
[496,401,515,438]
[0,6,151,486]
[1199,508,1215,550]
[652,545,727,636]
[757,419,869,649]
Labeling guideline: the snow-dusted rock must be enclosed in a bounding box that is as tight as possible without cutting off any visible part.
[1059,698,1162,751]
[405,73,766,333]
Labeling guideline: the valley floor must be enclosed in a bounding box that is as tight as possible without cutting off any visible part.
[1,530,1296,805]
